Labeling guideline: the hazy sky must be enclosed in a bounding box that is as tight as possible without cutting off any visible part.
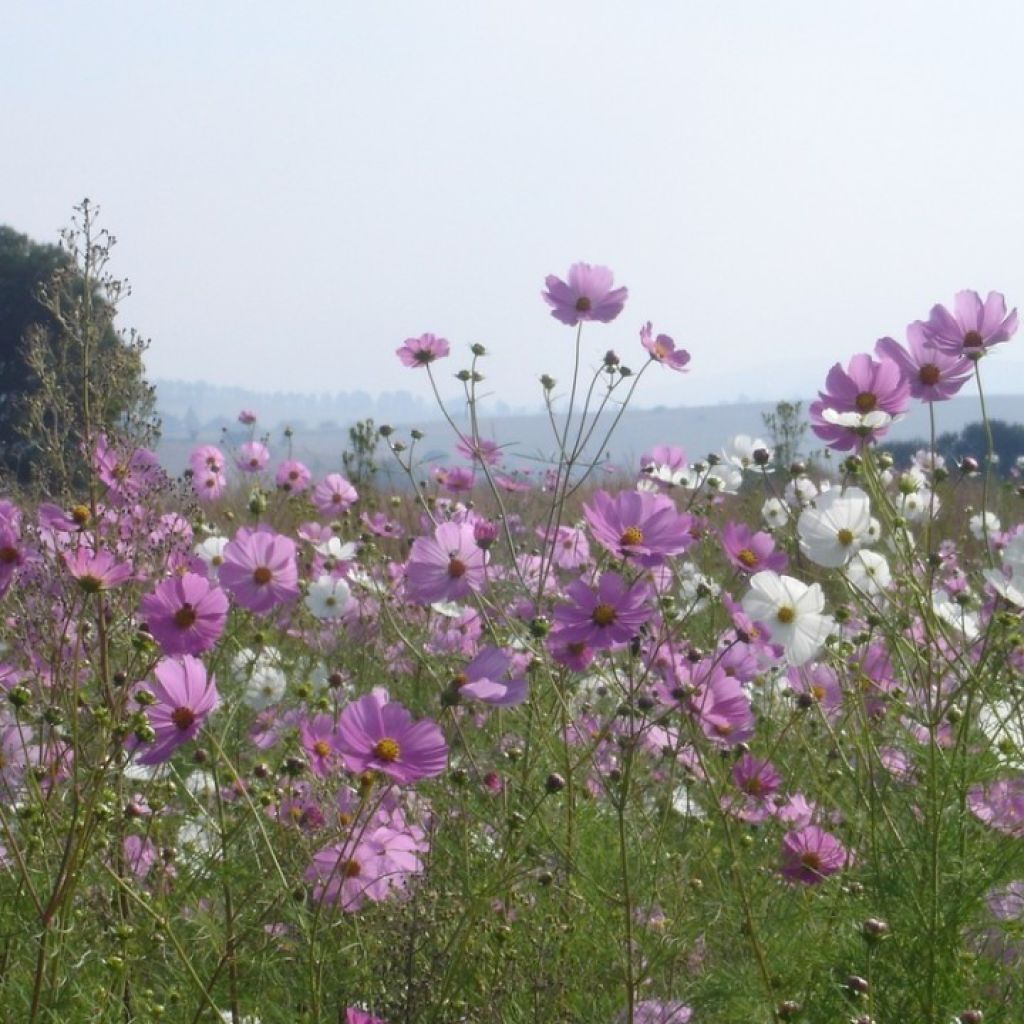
[5,1,1024,411]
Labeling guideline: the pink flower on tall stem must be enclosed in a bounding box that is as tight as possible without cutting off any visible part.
[141,572,229,656]
[237,441,270,473]
[312,474,359,516]
[450,646,528,707]
[552,572,652,651]
[134,656,219,765]
[875,323,974,402]
[220,527,299,614]
[397,333,450,368]
[64,549,134,594]
[335,689,448,784]
[640,322,690,372]
[720,521,788,575]
[921,290,1018,359]
[542,263,628,326]
[583,489,692,567]
[779,825,849,884]
[275,459,312,493]
[405,522,488,604]
[809,353,910,451]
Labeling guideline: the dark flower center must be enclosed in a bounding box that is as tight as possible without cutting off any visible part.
[78,574,103,594]
[253,566,273,586]
[836,529,855,547]
[919,364,941,386]
[413,348,435,364]
[592,603,618,627]
[0,546,19,564]
[963,330,984,348]
[800,851,822,871]
[344,858,361,878]
[373,737,400,762]
[452,672,469,688]
[575,296,592,312]
[171,706,196,731]
[173,604,197,629]
[777,606,795,625]
[854,392,877,413]
[447,557,467,578]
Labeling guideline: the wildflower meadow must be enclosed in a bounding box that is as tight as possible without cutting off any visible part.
[2,237,1024,1024]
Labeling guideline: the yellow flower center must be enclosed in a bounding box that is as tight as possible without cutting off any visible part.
[313,740,331,758]
[373,738,400,762]
[737,548,759,568]
[592,603,617,627]
[836,529,854,547]
[71,504,91,525]
[620,526,644,547]
[776,606,795,625]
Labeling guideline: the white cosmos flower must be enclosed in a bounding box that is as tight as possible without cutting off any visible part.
[233,646,287,710]
[845,549,891,597]
[969,512,1001,541]
[762,497,790,529]
[304,575,352,620]
[741,571,834,666]
[898,488,939,522]
[984,533,1024,608]
[722,434,772,471]
[977,700,1024,768]
[820,408,896,431]
[194,536,230,577]
[932,591,979,641]
[797,486,872,568]
[313,536,359,565]
[784,476,819,507]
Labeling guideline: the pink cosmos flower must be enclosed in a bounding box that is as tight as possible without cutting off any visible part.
[875,323,973,402]
[397,333,450,368]
[689,669,755,747]
[640,322,690,372]
[189,444,225,476]
[335,689,448,784]
[300,714,341,778]
[779,825,849,884]
[93,434,165,504]
[433,465,475,493]
[809,353,910,451]
[552,572,652,651]
[220,527,299,614]
[0,521,26,599]
[192,469,228,502]
[312,473,359,516]
[583,489,692,567]
[238,409,258,424]
[449,646,528,707]
[969,778,1024,837]
[134,656,219,765]
[542,262,628,326]
[141,572,229,656]
[538,524,591,570]
[275,459,312,493]
[922,289,1018,359]
[346,1009,387,1024]
[617,999,692,1023]
[405,522,488,604]
[720,521,788,574]
[455,437,503,466]
[237,441,270,473]
[64,549,134,594]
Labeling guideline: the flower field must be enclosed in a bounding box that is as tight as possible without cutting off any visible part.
[1,261,1023,1024]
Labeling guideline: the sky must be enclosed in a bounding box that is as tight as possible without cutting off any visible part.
[4,1,1024,412]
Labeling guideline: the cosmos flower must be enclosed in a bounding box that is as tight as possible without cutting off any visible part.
[797,486,872,568]
[741,571,834,666]
[312,473,359,516]
[542,262,628,326]
[134,656,219,766]
[921,289,1018,359]
[449,646,528,707]
[335,689,448,784]
[405,522,488,604]
[396,333,450,368]
[141,572,229,656]
[875,323,973,401]
[640,322,690,372]
[552,572,652,651]
[779,825,849,884]
[220,527,299,614]
[584,489,692,566]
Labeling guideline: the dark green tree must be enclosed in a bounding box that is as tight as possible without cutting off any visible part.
[0,201,157,494]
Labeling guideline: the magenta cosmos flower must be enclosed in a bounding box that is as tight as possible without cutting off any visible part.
[809,353,910,451]
[922,289,1018,359]
[335,689,448,784]
[542,262,628,326]
[219,527,299,614]
[583,489,692,567]
[134,656,219,765]
[552,571,652,650]
[64,549,134,594]
[405,521,488,604]
[237,441,270,473]
[346,1009,387,1024]
[275,459,312,493]
[141,572,229,656]
[720,521,788,574]
[450,646,528,707]
[640,322,690,372]
[875,323,973,402]
[396,333,450,368]
[779,825,849,884]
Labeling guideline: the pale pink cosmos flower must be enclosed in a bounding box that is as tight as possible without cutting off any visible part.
[640,322,690,372]
[141,572,229,656]
[542,262,628,326]
[875,322,973,401]
[275,459,312,493]
[220,527,299,614]
[405,522,488,604]
[237,441,270,473]
[312,473,359,516]
[779,825,849,884]
[133,655,219,766]
[922,289,1018,359]
[396,333,450,367]
[64,549,134,594]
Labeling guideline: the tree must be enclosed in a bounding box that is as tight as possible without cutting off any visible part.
[762,399,808,470]
[0,201,157,494]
